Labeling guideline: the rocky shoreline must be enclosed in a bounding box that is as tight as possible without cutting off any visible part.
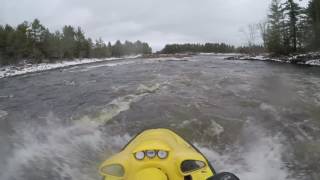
[225,52,320,66]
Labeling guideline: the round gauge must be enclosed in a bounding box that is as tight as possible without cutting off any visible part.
[146,150,156,158]
[135,151,145,160]
[157,150,168,159]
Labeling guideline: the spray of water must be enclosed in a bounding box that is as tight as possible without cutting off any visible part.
[0,113,130,180]
[198,124,294,180]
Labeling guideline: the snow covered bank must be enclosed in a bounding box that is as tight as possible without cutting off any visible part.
[0,55,141,79]
[225,52,320,66]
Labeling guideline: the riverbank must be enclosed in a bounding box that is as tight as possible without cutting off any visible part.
[225,52,320,66]
[0,54,195,79]
[0,56,142,79]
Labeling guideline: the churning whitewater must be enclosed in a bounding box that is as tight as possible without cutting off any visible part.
[0,55,320,180]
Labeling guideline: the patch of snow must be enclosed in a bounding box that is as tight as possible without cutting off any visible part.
[224,52,320,66]
[0,55,141,79]
[305,59,320,66]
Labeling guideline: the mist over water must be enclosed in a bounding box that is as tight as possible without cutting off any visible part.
[1,55,319,180]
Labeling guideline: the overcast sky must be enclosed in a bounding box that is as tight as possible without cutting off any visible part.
[0,0,310,51]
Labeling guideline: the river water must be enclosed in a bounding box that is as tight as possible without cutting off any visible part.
[0,55,319,180]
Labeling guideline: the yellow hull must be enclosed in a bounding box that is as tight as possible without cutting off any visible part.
[99,128,216,180]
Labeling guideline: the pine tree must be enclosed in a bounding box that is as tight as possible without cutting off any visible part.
[28,19,47,62]
[308,0,320,50]
[8,22,29,60]
[0,28,8,64]
[61,26,76,59]
[74,27,88,58]
[142,42,152,54]
[266,0,285,55]
[0,25,4,64]
[112,40,123,57]
[282,0,302,52]
[51,31,63,59]
[4,25,17,63]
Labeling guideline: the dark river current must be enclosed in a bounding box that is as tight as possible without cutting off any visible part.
[0,55,319,180]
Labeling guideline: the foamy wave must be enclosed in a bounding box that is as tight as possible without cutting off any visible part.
[81,83,162,123]
[197,125,293,180]
[0,113,130,180]
[0,110,8,119]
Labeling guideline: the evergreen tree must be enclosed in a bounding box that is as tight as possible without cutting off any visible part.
[61,25,76,59]
[4,25,17,63]
[86,38,94,58]
[141,42,152,54]
[266,0,284,55]
[82,38,92,58]
[282,0,302,52]
[308,0,320,49]
[0,25,5,64]
[49,31,64,59]
[14,22,29,59]
[75,27,90,58]
[112,40,123,57]
[28,19,47,61]
[92,38,108,58]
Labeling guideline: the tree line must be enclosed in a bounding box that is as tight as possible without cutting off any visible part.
[0,19,152,65]
[160,43,266,54]
[263,0,320,55]
[161,43,237,54]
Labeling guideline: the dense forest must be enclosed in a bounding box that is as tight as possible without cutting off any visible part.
[0,19,152,65]
[263,0,320,55]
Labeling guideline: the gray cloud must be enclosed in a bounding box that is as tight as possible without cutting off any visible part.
[0,0,309,50]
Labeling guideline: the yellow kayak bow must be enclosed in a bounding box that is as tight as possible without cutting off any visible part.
[99,128,239,180]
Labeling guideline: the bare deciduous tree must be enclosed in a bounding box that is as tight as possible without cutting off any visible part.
[240,24,260,47]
